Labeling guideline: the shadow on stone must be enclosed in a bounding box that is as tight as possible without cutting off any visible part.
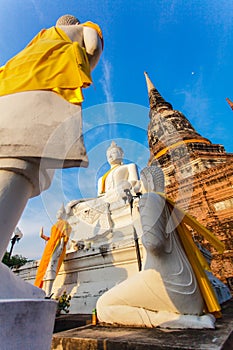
[53,313,92,333]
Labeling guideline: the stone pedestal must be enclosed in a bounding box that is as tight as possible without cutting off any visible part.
[14,199,144,314]
[14,241,143,314]
[13,194,231,315]
[0,299,57,350]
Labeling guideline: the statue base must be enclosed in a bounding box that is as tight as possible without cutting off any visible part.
[0,299,57,350]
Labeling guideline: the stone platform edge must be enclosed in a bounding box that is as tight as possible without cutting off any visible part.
[52,299,233,350]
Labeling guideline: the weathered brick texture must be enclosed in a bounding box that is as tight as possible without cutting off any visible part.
[145,72,233,282]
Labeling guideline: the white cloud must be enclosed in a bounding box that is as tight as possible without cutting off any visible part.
[29,0,45,22]
[100,59,117,127]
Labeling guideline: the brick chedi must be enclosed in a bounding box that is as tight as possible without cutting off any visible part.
[144,72,233,283]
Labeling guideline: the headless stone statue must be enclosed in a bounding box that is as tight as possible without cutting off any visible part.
[0,14,103,298]
[96,166,222,329]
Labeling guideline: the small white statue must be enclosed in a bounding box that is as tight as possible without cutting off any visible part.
[97,166,221,329]
[34,205,72,296]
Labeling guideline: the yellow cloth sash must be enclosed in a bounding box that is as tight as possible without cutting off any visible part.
[157,193,223,317]
[34,220,72,288]
[0,22,103,104]
[100,164,120,194]
[154,139,211,160]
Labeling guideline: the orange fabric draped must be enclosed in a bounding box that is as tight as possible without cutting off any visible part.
[34,220,72,288]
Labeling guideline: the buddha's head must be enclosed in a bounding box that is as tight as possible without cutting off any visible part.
[140,166,165,193]
[56,14,80,26]
[56,204,67,220]
[106,141,124,166]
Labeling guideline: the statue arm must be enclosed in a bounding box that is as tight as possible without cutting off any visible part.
[127,164,141,192]
[83,26,103,70]
[127,164,139,182]
[40,227,50,241]
[97,176,104,196]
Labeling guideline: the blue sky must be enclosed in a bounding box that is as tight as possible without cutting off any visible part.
[1,0,232,259]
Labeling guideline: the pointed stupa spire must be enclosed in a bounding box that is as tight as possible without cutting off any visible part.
[144,72,172,113]
[226,97,233,111]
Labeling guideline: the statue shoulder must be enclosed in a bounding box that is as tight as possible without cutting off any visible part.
[126,163,138,170]
[115,163,137,171]
[124,163,139,180]
[81,21,103,45]
[56,25,84,44]
[139,192,166,208]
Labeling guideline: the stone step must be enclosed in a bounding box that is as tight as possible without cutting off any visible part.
[52,299,233,350]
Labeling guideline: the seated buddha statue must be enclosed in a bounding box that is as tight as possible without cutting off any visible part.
[97,141,139,199]
[66,141,140,240]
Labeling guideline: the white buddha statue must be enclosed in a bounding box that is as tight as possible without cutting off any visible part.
[66,141,140,241]
[96,166,219,329]
[97,141,139,198]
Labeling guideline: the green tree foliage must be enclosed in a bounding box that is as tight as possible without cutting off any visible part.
[2,252,28,269]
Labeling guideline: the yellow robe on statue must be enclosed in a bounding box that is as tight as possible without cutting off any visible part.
[34,220,72,289]
[0,22,102,104]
